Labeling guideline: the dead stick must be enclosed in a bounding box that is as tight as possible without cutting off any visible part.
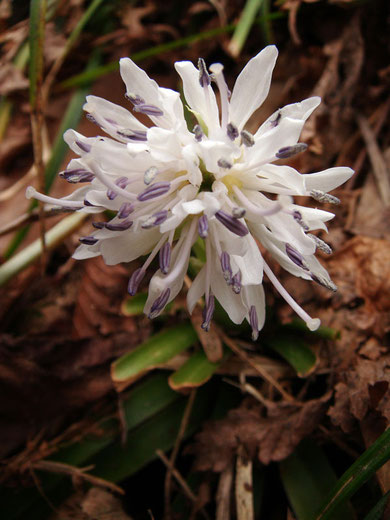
[164,389,197,519]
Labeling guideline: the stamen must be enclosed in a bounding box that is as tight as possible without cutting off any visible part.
[148,288,171,319]
[227,123,239,141]
[209,62,230,128]
[159,242,171,274]
[117,130,147,141]
[220,252,233,284]
[249,305,259,341]
[240,130,255,147]
[292,210,309,231]
[118,202,134,219]
[84,200,96,207]
[105,219,133,231]
[79,236,98,245]
[75,140,91,153]
[276,143,308,159]
[26,186,84,209]
[217,158,232,169]
[198,58,211,87]
[141,210,169,229]
[59,168,94,183]
[310,190,340,205]
[92,222,105,229]
[285,243,309,271]
[231,270,242,294]
[310,273,337,292]
[215,210,249,236]
[263,260,321,331]
[128,268,145,296]
[92,166,136,202]
[107,176,130,200]
[307,234,332,254]
[232,207,246,218]
[137,182,171,202]
[201,294,215,331]
[198,215,208,238]
[125,93,145,105]
[233,187,282,218]
[86,113,98,124]
[144,166,158,185]
[133,104,164,117]
[270,111,282,128]
[193,124,203,142]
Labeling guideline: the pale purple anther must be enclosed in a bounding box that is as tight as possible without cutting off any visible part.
[159,242,171,274]
[137,182,170,202]
[105,219,133,231]
[193,124,203,142]
[220,252,233,284]
[310,273,337,292]
[276,143,308,159]
[227,123,239,141]
[128,268,145,296]
[79,236,98,245]
[117,130,148,141]
[75,140,91,153]
[144,167,158,185]
[308,234,332,255]
[292,210,309,231]
[232,207,246,219]
[215,210,249,237]
[133,104,164,117]
[148,288,171,318]
[142,210,169,229]
[201,294,215,331]
[118,202,134,219]
[231,270,242,294]
[198,215,208,238]
[240,130,255,147]
[86,113,98,124]
[217,158,232,169]
[107,176,130,200]
[92,221,105,229]
[60,168,94,183]
[270,111,281,128]
[84,200,96,207]
[249,305,259,341]
[310,190,340,205]
[198,58,211,88]
[125,93,145,105]
[285,243,309,271]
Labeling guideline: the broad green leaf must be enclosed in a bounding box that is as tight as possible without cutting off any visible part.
[168,349,226,391]
[363,492,390,520]
[121,293,148,316]
[111,323,197,387]
[267,335,316,377]
[316,428,390,520]
[280,440,354,520]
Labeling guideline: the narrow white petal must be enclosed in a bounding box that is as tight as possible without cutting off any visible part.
[187,266,206,313]
[303,167,354,192]
[229,45,278,130]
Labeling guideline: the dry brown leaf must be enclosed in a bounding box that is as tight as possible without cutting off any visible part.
[191,392,331,471]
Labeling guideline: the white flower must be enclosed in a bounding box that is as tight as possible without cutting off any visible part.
[26,46,353,339]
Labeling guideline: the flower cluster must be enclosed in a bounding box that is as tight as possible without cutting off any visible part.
[27,46,353,339]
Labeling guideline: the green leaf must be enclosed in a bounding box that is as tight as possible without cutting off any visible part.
[363,492,390,520]
[267,335,316,377]
[280,440,354,520]
[121,293,148,316]
[168,349,226,391]
[111,323,197,387]
[316,428,390,520]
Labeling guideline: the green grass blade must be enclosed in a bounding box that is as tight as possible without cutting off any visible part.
[168,349,226,391]
[111,323,197,387]
[228,0,265,57]
[316,428,390,520]
[267,335,316,377]
[280,440,354,520]
[4,54,99,259]
[363,492,390,520]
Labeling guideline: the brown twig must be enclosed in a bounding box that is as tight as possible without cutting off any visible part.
[32,460,124,495]
[219,330,294,402]
[156,450,199,506]
[164,389,197,520]
[216,462,234,520]
[0,207,72,237]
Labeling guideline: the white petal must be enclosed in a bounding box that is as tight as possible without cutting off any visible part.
[187,266,206,313]
[72,244,100,260]
[303,167,354,192]
[99,228,161,265]
[174,61,219,133]
[147,127,182,161]
[229,46,278,130]
[231,235,263,285]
